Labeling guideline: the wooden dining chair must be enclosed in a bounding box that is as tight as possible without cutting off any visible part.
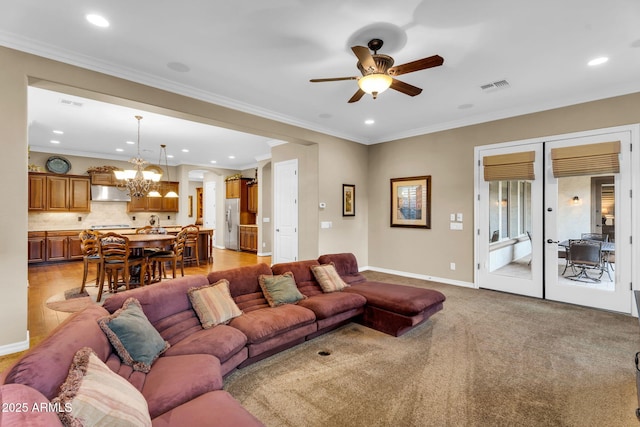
[149,229,187,279]
[79,229,102,293]
[181,224,200,266]
[97,232,147,302]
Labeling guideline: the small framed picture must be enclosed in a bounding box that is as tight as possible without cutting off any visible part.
[343,184,355,216]
[390,176,431,228]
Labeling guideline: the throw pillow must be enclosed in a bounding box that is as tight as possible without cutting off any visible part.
[188,279,243,329]
[98,298,169,373]
[310,263,349,293]
[52,347,151,427]
[258,272,306,307]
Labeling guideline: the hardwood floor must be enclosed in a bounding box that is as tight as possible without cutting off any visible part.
[0,249,270,371]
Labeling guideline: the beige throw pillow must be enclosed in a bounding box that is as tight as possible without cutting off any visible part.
[188,279,243,328]
[311,263,349,293]
[52,347,151,427]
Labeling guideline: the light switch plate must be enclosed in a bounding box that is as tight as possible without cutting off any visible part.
[450,213,456,221]
[457,213,463,222]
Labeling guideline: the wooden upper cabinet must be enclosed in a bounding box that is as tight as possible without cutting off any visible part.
[90,172,119,186]
[127,181,179,212]
[28,174,47,211]
[29,173,91,212]
[248,184,258,213]
[226,179,241,199]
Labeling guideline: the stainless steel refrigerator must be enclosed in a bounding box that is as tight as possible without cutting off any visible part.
[225,198,240,250]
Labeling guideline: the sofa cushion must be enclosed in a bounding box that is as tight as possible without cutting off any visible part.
[162,324,247,364]
[141,354,223,419]
[207,263,273,313]
[258,272,306,307]
[2,305,112,401]
[317,253,367,285]
[229,304,316,344]
[0,384,64,427]
[297,291,367,320]
[271,259,323,297]
[188,279,242,328]
[52,347,151,427]
[310,263,349,293]
[344,281,446,317]
[98,298,169,373]
[151,391,265,427]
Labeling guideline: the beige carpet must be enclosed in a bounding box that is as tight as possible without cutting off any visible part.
[45,286,103,313]
[224,271,640,427]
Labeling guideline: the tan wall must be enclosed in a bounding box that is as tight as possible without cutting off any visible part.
[368,92,640,282]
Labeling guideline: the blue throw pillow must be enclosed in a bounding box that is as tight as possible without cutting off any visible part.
[98,298,169,373]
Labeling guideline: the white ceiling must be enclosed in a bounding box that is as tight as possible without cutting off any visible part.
[3,0,640,169]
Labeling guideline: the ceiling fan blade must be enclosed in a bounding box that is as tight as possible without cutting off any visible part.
[390,79,423,97]
[310,76,358,82]
[351,46,377,72]
[388,55,444,76]
[348,89,365,103]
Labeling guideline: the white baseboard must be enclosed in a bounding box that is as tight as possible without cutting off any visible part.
[257,251,272,257]
[360,266,475,289]
[0,330,29,357]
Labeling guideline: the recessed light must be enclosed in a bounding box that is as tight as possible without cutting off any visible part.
[588,56,608,66]
[228,155,235,159]
[364,119,375,125]
[181,149,189,153]
[116,148,124,152]
[52,130,64,135]
[125,140,135,145]
[50,140,60,144]
[86,14,110,28]
[210,160,217,164]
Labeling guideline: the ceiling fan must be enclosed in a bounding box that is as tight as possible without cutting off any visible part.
[310,38,444,103]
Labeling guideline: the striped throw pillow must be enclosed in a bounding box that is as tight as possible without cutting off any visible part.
[188,279,243,329]
[52,347,151,427]
[310,263,349,293]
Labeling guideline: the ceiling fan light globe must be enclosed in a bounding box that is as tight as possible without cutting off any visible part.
[358,74,392,96]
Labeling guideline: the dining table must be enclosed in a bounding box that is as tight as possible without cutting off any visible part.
[125,234,176,284]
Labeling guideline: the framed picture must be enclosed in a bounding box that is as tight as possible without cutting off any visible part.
[188,195,193,217]
[390,176,431,228]
[343,184,355,216]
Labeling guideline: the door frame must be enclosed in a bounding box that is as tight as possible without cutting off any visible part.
[474,124,639,314]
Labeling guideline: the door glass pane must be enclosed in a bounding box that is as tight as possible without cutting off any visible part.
[556,175,615,291]
[488,180,532,279]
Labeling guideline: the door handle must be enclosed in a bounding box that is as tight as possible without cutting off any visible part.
[547,239,559,244]
[276,229,280,232]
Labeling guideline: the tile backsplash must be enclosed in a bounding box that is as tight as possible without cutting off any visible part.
[28,202,178,231]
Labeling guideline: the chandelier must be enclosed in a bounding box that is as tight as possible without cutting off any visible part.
[114,115,162,198]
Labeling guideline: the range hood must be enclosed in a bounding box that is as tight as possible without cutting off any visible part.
[91,185,131,202]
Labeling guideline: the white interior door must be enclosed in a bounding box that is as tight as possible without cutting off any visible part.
[273,159,298,264]
[204,181,216,245]
[544,130,632,313]
[477,143,543,298]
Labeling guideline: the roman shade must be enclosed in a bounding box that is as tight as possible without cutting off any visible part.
[483,151,535,181]
[551,141,620,178]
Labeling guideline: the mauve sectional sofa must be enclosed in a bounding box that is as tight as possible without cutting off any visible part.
[0,253,445,426]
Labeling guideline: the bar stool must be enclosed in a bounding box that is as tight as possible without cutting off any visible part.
[149,229,187,279]
[181,224,200,266]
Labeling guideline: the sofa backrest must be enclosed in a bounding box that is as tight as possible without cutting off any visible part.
[1,305,112,401]
[271,259,322,297]
[207,263,272,313]
[102,275,210,346]
[317,253,367,284]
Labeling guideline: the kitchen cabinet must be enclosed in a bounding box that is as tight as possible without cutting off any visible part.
[29,173,90,212]
[28,232,46,263]
[226,179,241,199]
[127,182,179,212]
[248,183,258,213]
[239,225,258,252]
[90,172,119,186]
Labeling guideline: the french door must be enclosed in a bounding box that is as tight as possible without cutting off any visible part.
[477,127,634,313]
[477,143,544,298]
[544,130,631,313]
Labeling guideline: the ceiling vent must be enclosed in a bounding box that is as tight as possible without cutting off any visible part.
[480,79,510,93]
[59,98,83,107]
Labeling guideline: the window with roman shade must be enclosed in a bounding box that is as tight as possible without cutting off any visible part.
[551,141,620,178]
[483,151,535,181]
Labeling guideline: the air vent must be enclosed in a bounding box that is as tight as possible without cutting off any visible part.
[59,98,83,107]
[480,79,511,93]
